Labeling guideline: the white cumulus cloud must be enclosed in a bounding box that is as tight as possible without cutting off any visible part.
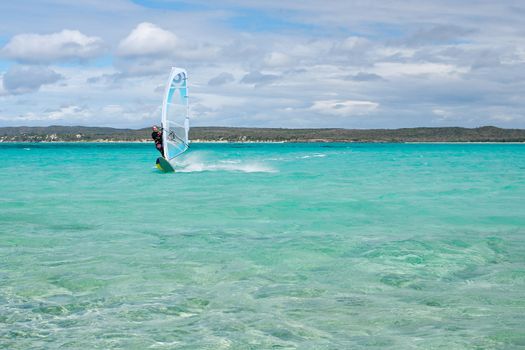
[117,22,178,57]
[2,30,104,64]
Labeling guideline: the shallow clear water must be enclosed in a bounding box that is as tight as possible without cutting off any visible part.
[1,142,524,349]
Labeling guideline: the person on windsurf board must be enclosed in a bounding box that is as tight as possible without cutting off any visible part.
[154,67,190,172]
[151,125,164,156]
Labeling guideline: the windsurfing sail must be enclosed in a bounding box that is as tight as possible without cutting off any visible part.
[161,67,190,161]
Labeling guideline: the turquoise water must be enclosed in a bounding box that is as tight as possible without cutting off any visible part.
[1,142,524,349]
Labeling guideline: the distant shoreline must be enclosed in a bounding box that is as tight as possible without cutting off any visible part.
[1,125,525,143]
[2,140,525,145]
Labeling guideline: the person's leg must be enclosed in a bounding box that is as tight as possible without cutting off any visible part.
[156,143,164,155]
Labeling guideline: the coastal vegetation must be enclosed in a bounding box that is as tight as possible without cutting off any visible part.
[0,125,524,143]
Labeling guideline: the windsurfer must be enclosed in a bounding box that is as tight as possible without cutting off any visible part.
[151,125,164,156]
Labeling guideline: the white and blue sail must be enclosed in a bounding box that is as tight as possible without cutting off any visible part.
[162,67,190,162]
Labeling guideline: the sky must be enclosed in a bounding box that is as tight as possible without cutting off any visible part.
[0,0,524,129]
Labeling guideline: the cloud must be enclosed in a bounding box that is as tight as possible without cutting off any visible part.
[2,30,104,64]
[405,24,474,46]
[431,108,457,123]
[373,62,467,78]
[208,72,235,86]
[0,105,90,123]
[86,73,119,85]
[117,22,178,57]
[490,114,517,122]
[336,36,370,51]
[115,57,177,77]
[433,108,451,118]
[345,72,385,82]
[114,22,221,77]
[0,102,157,127]
[44,105,91,121]
[240,71,280,85]
[264,52,293,67]
[310,99,379,116]
[0,77,7,96]
[2,65,64,94]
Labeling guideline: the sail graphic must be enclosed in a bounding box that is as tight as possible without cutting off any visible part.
[162,67,189,161]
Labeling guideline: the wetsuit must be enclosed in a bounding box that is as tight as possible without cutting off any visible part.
[152,130,164,156]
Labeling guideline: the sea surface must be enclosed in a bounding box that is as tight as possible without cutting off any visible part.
[1,142,524,349]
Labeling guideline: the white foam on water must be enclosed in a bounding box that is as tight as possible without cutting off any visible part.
[176,152,277,173]
[299,153,326,159]
[219,160,241,164]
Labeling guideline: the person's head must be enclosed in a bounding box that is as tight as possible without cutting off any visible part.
[152,125,159,132]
